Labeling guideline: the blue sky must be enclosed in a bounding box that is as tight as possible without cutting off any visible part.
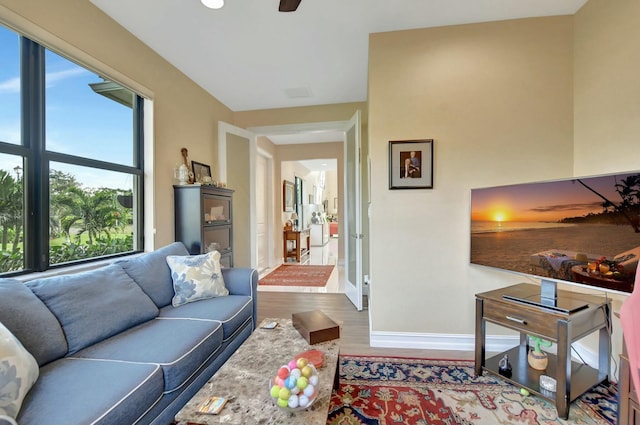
[0,25,134,190]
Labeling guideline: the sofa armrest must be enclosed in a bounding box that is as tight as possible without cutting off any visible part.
[222,268,258,329]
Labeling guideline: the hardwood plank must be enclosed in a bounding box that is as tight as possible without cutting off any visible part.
[257,291,473,360]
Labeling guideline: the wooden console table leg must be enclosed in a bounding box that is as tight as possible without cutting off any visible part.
[474,298,485,376]
[556,321,570,420]
[599,306,611,381]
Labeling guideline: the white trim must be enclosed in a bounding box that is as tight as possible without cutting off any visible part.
[248,121,350,137]
[256,147,276,270]
[370,331,516,352]
[370,331,601,369]
[143,98,156,250]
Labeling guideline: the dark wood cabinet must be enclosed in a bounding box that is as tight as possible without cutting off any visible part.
[174,185,234,267]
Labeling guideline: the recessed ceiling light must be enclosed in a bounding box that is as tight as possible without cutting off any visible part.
[201,0,224,9]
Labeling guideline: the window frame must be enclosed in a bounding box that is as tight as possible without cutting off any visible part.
[0,29,145,275]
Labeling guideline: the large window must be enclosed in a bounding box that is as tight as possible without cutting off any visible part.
[0,24,144,275]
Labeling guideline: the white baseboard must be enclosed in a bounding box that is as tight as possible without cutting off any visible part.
[370,331,517,353]
[369,331,600,369]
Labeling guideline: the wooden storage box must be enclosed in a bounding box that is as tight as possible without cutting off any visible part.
[292,310,340,345]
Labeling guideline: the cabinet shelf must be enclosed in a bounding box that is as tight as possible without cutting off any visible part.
[484,347,605,402]
[174,185,234,267]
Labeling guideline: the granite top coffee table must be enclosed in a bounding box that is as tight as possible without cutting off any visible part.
[174,318,340,425]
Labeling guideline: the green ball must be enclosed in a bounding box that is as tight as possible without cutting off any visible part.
[278,387,291,400]
[520,388,530,396]
[297,376,308,389]
[270,385,281,398]
[277,397,289,408]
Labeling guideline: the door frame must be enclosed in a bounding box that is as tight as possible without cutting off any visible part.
[218,121,258,268]
[256,147,275,271]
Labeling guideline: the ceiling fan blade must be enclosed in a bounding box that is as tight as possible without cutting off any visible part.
[279,0,302,12]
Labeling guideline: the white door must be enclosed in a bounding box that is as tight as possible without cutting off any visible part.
[344,111,363,310]
[256,153,270,272]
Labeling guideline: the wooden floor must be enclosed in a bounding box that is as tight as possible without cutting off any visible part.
[257,291,473,360]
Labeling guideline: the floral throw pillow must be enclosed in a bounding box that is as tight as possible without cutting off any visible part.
[0,321,39,425]
[166,250,229,307]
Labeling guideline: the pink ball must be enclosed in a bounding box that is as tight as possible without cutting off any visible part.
[288,359,298,370]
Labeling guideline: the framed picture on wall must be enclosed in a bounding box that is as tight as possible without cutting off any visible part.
[283,180,294,211]
[389,139,434,190]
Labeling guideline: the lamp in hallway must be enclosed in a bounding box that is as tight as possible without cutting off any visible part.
[290,212,298,230]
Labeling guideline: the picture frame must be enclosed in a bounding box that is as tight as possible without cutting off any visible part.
[283,180,294,212]
[191,161,212,183]
[389,139,434,190]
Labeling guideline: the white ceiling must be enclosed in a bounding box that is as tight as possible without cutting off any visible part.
[89,0,587,113]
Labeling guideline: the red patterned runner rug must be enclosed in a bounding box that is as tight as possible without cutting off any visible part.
[327,355,616,425]
[259,264,335,287]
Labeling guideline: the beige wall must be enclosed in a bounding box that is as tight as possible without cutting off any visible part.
[368,3,639,360]
[0,0,233,250]
[368,16,575,339]
[574,0,640,176]
[572,0,640,357]
[226,133,251,267]
[234,103,368,128]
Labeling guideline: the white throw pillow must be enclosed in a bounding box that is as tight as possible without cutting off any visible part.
[166,250,229,307]
[0,321,39,423]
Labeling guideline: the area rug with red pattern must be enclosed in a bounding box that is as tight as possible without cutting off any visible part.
[326,355,616,425]
[258,264,335,287]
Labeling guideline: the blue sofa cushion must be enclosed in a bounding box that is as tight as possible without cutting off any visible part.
[74,318,223,393]
[116,242,189,307]
[159,295,254,342]
[0,279,67,366]
[17,358,163,425]
[27,264,159,355]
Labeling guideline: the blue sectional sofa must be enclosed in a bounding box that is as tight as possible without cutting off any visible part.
[0,242,258,425]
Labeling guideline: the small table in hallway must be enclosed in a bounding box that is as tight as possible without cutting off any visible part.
[283,228,310,263]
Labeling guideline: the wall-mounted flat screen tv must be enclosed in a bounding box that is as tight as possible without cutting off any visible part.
[470,171,640,302]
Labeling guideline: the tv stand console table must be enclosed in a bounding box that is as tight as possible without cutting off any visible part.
[475,283,611,419]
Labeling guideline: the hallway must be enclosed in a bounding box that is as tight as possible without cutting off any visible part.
[258,236,345,294]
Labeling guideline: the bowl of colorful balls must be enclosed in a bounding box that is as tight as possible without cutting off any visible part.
[269,355,319,410]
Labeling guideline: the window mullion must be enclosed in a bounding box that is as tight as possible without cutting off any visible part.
[21,37,48,271]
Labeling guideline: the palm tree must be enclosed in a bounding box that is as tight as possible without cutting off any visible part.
[57,187,116,244]
[615,174,640,228]
[575,174,640,233]
[0,170,23,252]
